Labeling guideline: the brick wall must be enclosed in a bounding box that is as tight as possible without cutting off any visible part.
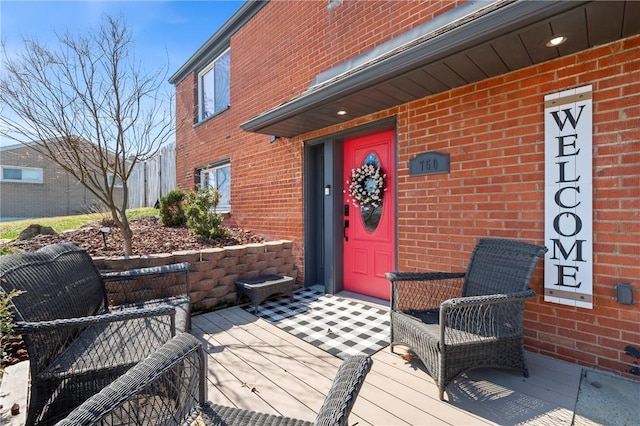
[304,36,640,379]
[393,36,639,379]
[93,240,298,313]
[174,0,639,379]
[174,0,462,287]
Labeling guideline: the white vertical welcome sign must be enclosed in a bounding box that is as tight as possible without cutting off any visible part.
[544,85,593,309]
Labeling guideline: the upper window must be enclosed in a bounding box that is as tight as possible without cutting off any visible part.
[197,49,230,122]
[198,162,231,212]
[0,166,43,183]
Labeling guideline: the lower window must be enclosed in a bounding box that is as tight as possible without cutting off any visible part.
[0,166,43,183]
[196,161,230,212]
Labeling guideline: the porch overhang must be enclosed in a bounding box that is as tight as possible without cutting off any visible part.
[240,0,639,138]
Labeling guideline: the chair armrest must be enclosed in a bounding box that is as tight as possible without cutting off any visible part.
[102,262,190,306]
[13,305,175,334]
[199,356,373,426]
[315,355,372,426]
[439,289,536,345]
[442,289,536,309]
[385,271,465,282]
[101,262,190,279]
[54,333,205,426]
[386,271,465,312]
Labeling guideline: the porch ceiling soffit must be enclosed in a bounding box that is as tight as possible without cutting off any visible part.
[240,0,640,138]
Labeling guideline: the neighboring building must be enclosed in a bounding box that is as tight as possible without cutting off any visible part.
[170,1,640,379]
[0,142,121,220]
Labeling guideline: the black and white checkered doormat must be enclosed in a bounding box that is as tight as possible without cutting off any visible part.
[242,287,390,359]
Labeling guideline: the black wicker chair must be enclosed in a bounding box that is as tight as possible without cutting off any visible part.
[0,242,191,425]
[385,238,547,400]
[55,334,372,426]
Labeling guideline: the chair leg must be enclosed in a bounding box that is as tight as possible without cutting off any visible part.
[439,354,447,401]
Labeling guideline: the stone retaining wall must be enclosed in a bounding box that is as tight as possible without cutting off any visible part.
[93,240,298,313]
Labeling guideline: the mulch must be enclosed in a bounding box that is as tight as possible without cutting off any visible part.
[5,216,265,257]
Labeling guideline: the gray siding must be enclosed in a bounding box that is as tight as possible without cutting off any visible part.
[0,145,106,220]
[0,142,175,219]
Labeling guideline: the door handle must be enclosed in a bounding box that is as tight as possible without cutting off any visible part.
[344,220,349,242]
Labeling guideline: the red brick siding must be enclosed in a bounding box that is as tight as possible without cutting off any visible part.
[175,0,463,281]
[175,0,640,379]
[232,0,462,123]
[306,35,640,379]
[409,36,637,379]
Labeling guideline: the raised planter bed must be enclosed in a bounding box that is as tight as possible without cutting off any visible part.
[92,240,298,313]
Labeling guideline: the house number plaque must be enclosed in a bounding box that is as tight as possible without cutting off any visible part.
[409,151,450,176]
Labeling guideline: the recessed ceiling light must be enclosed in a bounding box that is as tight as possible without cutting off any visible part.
[336,110,347,116]
[546,36,567,47]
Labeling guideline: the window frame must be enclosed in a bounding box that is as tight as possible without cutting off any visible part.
[0,165,44,184]
[195,160,231,213]
[196,48,231,123]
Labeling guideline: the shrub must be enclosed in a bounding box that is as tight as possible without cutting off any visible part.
[185,187,226,239]
[1,289,24,363]
[159,189,188,227]
[0,245,17,256]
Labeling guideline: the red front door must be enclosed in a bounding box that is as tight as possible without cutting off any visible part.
[343,130,395,300]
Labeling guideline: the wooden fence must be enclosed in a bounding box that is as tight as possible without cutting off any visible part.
[128,143,176,208]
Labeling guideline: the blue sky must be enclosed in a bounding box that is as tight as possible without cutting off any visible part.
[0,0,244,146]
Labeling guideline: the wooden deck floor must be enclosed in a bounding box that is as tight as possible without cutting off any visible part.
[192,304,583,426]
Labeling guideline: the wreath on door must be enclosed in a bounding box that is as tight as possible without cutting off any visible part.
[347,164,386,207]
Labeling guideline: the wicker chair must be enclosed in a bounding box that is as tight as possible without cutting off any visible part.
[55,333,372,426]
[385,238,547,400]
[0,242,191,425]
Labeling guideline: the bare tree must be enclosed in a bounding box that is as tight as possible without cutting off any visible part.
[0,15,174,256]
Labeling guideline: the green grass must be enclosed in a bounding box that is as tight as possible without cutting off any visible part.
[0,208,158,240]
